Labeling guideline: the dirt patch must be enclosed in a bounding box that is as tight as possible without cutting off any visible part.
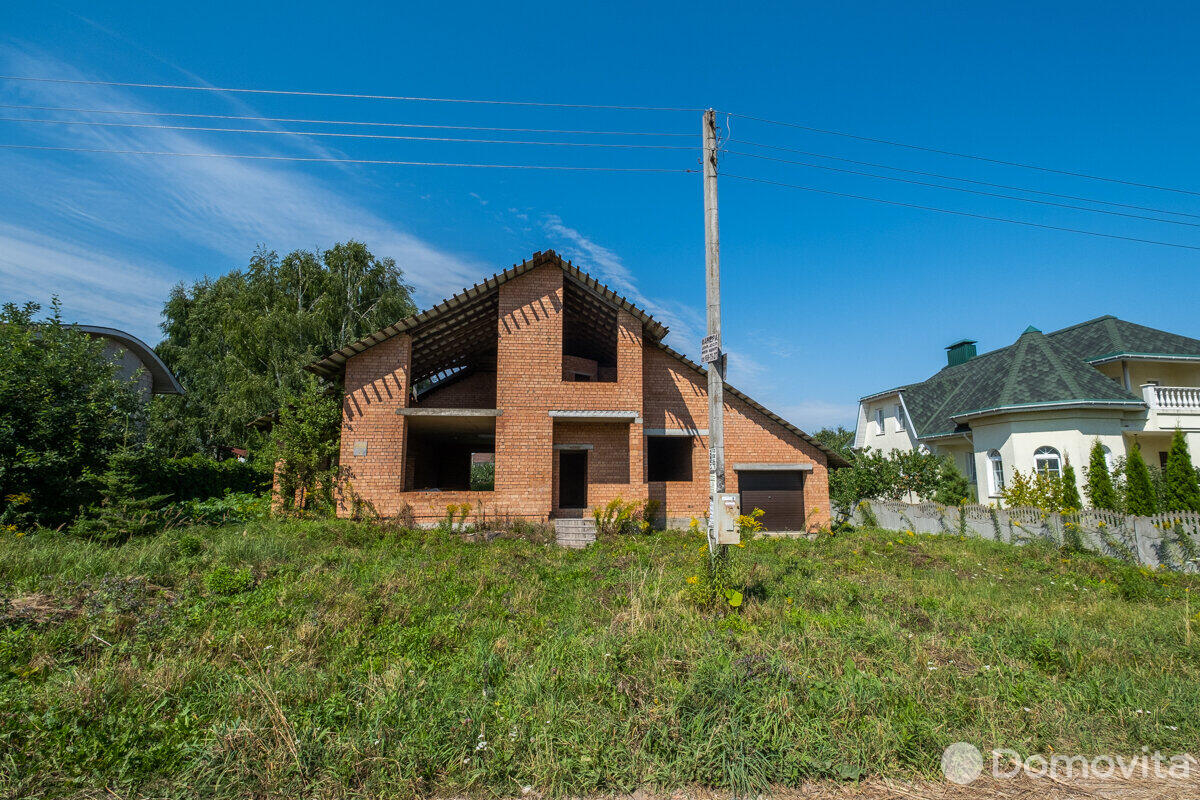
[1,593,78,626]
[504,770,1200,799]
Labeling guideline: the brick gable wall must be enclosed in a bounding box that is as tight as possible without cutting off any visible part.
[332,264,830,530]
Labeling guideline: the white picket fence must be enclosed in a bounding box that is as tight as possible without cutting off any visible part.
[855,500,1200,572]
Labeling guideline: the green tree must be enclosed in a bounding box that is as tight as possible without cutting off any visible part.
[1123,445,1158,516]
[829,448,967,520]
[1084,440,1119,511]
[1060,463,1083,511]
[269,378,343,513]
[931,458,972,505]
[0,300,144,527]
[153,241,415,456]
[812,426,854,460]
[1161,428,1200,512]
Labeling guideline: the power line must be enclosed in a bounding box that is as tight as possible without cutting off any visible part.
[0,115,696,150]
[0,142,696,172]
[724,149,1200,228]
[728,137,1200,220]
[722,172,1200,251]
[722,111,1200,198]
[0,103,694,137]
[0,75,702,112]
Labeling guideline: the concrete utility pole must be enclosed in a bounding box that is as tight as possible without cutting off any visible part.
[701,108,725,556]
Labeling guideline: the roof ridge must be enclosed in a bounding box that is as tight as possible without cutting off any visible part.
[1034,330,1084,399]
[998,331,1033,407]
[1044,315,1117,337]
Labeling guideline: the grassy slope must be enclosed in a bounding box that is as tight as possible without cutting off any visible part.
[0,522,1197,798]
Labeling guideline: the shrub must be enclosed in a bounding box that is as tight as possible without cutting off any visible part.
[161,492,271,527]
[136,455,269,502]
[1162,429,1200,513]
[1060,463,1083,511]
[1084,440,1119,511]
[1000,469,1065,512]
[1124,446,1158,516]
[469,460,495,491]
[203,565,255,596]
[593,497,647,536]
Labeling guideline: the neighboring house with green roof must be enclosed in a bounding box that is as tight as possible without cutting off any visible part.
[854,316,1200,503]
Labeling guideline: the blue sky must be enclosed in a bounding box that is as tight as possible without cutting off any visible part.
[3,1,1200,431]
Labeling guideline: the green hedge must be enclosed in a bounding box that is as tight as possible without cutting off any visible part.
[136,455,271,502]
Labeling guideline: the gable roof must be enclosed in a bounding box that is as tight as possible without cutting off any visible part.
[875,318,1194,439]
[307,250,668,380]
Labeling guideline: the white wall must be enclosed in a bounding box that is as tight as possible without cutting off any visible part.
[856,394,918,454]
[970,410,1129,502]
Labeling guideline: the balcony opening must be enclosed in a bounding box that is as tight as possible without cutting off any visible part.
[410,290,499,408]
[562,279,617,382]
[647,436,693,482]
[404,415,496,491]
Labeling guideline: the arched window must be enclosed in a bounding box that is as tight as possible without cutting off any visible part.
[988,449,1005,495]
[1100,444,1115,473]
[1034,446,1062,478]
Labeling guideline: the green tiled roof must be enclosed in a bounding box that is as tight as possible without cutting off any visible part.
[891,316,1199,439]
[1048,315,1200,362]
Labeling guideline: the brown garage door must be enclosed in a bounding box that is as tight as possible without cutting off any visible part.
[738,470,806,531]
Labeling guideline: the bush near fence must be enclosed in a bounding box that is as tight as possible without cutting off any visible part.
[133,455,271,503]
[855,500,1200,572]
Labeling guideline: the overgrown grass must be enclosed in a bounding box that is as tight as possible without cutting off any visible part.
[1,522,1197,798]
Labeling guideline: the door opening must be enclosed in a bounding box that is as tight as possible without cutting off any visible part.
[559,450,588,509]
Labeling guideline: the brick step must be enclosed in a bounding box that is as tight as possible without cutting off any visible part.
[555,517,597,549]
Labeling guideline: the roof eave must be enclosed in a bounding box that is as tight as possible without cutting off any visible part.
[652,341,851,468]
[949,399,1146,423]
[1086,352,1200,366]
[305,251,668,378]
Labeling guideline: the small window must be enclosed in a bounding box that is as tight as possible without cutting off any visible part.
[965,453,977,483]
[647,436,693,482]
[895,404,905,431]
[988,449,1005,495]
[1034,446,1062,479]
[876,408,886,435]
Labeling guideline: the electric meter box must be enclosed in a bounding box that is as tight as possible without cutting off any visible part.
[714,492,741,545]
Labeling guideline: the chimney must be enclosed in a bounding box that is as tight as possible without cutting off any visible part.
[945,339,977,367]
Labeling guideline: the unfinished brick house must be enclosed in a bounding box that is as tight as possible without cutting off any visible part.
[307,251,845,531]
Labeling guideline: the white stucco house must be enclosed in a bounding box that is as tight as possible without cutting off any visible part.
[854,316,1200,503]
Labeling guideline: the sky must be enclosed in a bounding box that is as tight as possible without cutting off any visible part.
[3,1,1200,432]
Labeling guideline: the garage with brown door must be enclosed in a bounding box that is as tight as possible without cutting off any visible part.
[735,465,810,532]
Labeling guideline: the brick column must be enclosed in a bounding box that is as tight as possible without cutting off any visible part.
[338,334,412,517]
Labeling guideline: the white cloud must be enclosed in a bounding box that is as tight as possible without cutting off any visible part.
[540,213,706,352]
[775,400,860,432]
[0,48,482,340]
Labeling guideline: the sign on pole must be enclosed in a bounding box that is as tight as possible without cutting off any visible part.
[700,334,721,364]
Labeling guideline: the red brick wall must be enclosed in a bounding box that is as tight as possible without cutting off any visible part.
[642,346,831,530]
[414,371,497,408]
[338,335,412,517]
[333,262,829,530]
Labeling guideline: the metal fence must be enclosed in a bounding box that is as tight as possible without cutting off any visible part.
[855,500,1200,572]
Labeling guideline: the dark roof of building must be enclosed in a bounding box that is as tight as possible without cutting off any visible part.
[1047,315,1200,363]
[74,325,184,394]
[874,316,1200,439]
[307,250,668,380]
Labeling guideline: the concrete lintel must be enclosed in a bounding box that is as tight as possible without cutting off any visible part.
[553,443,594,450]
[645,428,707,436]
[732,462,814,472]
[396,408,502,417]
[549,410,642,423]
